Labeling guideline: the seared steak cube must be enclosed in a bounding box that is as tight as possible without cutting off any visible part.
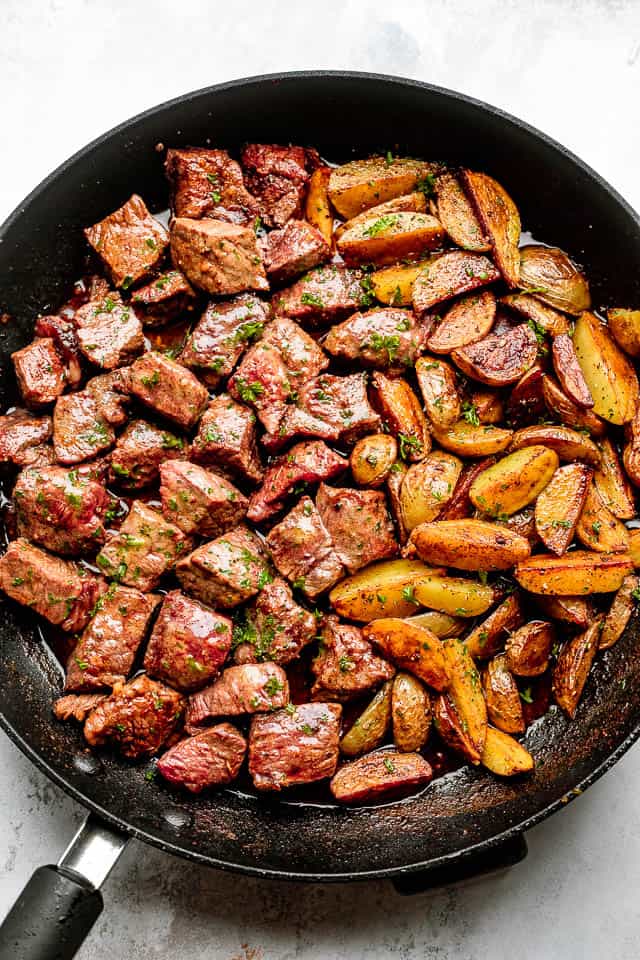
[315,483,397,573]
[170,217,268,296]
[233,577,316,665]
[128,353,208,430]
[12,338,65,407]
[248,702,341,791]
[176,525,269,608]
[75,294,144,370]
[85,370,130,427]
[262,220,330,283]
[330,751,432,804]
[192,395,263,484]
[160,460,247,537]
[324,307,425,371]
[265,496,344,598]
[0,538,102,632]
[0,409,52,466]
[109,419,187,489]
[247,440,347,523]
[143,590,232,692]
[241,143,317,227]
[273,264,367,326]
[131,270,196,327]
[312,617,394,701]
[187,663,289,726]
[65,585,159,691]
[157,722,247,793]
[14,465,109,556]
[97,501,190,591]
[179,294,270,388]
[34,315,82,388]
[165,147,260,224]
[84,674,183,759]
[53,693,107,723]
[84,194,169,289]
[53,392,115,464]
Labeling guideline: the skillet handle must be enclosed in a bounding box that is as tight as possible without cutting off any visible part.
[392,832,527,894]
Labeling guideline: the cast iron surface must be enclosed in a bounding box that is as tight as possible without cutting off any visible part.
[1,71,640,881]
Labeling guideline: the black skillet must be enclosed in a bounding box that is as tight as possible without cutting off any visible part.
[1,71,640,960]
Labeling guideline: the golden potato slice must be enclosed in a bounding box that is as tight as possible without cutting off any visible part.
[404,610,466,637]
[505,620,555,677]
[451,323,538,387]
[441,638,487,755]
[340,681,393,757]
[460,170,521,287]
[304,167,333,246]
[552,333,594,408]
[519,245,591,315]
[470,389,504,425]
[363,618,449,691]
[469,445,559,517]
[439,457,496,520]
[541,375,607,438]
[575,480,630,554]
[573,311,639,425]
[370,260,434,306]
[500,293,570,336]
[350,434,397,487]
[392,673,431,752]
[599,575,639,650]
[334,192,427,240]
[535,594,594,627]
[482,655,525,734]
[426,290,496,354]
[433,692,481,764]
[607,308,640,358]
[328,156,438,220]
[371,372,430,462]
[431,421,512,457]
[534,462,591,555]
[412,251,500,315]
[386,461,408,545]
[410,518,531,571]
[481,726,534,776]
[329,558,445,622]
[509,424,602,467]
[413,575,495,617]
[400,452,462,531]
[465,593,524,659]
[435,171,490,251]
[552,618,602,718]
[514,551,633,595]
[595,438,635,519]
[415,357,461,429]
[337,211,445,267]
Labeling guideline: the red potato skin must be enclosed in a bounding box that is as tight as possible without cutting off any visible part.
[329,750,432,803]
[552,334,594,408]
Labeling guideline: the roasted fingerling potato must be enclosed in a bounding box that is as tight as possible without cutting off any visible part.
[328,156,440,219]
[552,618,602,718]
[480,726,534,777]
[518,244,591,315]
[464,593,524,659]
[392,673,431,751]
[350,434,398,487]
[460,170,521,288]
[340,681,393,757]
[329,558,446,622]
[363,618,450,691]
[435,171,490,252]
[426,290,497,354]
[482,655,526,734]
[305,167,334,246]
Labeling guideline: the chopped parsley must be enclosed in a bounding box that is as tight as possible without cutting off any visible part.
[462,401,480,427]
[401,585,420,606]
[264,677,285,697]
[367,332,400,363]
[383,756,396,774]
[363,215,398,238]
[234,379,264,403]
[300,291,324,308]
[519,687,534,704]
[398,433,423,461]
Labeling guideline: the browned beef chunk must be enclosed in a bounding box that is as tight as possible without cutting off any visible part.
[273,264,368,327]
[0,538,102,632]
[170,217,268,296]
[143,590,232,692]
[312,617,395,701]
[324,308,425,371]
[248,702,341,791]
[0,409,52,466]
[192,395,263,484]
[165,148,260,225]
[65,585,159,691]
[187,663,289,726]
[84,194,169,289]
[53,392,115,465]
[14,466,109,556]
[241,144,318,227]
[265,496,344,598]
[262,220,331,283]
[53,693,107,723]
[109,419,187,489]
[84,674,184,759]
[85,370,130,427]
[176,525,270,608]
[247,440,347,522]
[157,722,247,793]
[131,270,196,327]
[330,751,432,804]
[75,294,144,370]
[159,460,247,537]
[179,294,270,388]
[97,501,190,591]
[12,338,65,408]
[34,315,82,388]
[128,353,209,430]
[315,483,397,573]
[233,577,316,665]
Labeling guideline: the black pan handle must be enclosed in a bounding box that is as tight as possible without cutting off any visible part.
[0,814,127,960]
[392,832,527,895]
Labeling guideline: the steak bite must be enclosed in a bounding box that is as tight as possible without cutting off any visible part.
[157,722,247,793]
[330,751,433,804]
[143,590,232,692]
[75,294,144,370]
[265,496,345,598]
[165,147,260,225]
[170,217,269,296]
[311,617,395,701]
[0,409,52,466]
[53,391,115,464]
[233,577,316,665]
[324,308,426,371]
[84,194,169,289]
[176,525,270,608]
[248,702,342,791]
[262,220,331,283]
[315,483,397,573]
[53,693,108,723]
[65,585,159,692]
[247,440,348,523]
[273,264,368,326]
[131,270,196,327]
[159,460,248,537]
[83,674,184,759]
[128,353,209,430]
[85,370,130,427]
[34,315,82,388]
[0,538,102,632]
[187,663,289,726]
[96,501,190,591]
[109,419,187,489]
[12,338,65,408]
[192,395,263,484]
[241,143,317,227]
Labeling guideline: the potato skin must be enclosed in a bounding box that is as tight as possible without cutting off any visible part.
[340,681,393,757]
[350,434,397,487]
[435,172,490,252]
[433,692,481,764]
[552,618,602,718]
[337,212,445,267]
[624,407,640,488]
[519,245,591,315]
[409,519,531,571]
[363,618,449,691]
[534,462,591,555]
[535,595,594,628]
[400,453,462,530]
[541,375,607,438]
[575,480,629,554]
[426,291,496,354]
[483,655,525,734]
[501,293,570,336]
[329,750,433,803]
[305,167,334,245]
[371,372,430,462]
[594,437,635,519]
[599,575,639,650]
[328,156,437,220]
[431,421,512,458]
[464,593,524,659]
[392,673,431,752]
[329,559,445,622]
[481,726,534,777]
[514,551,633,595]
[505,620,555,677]
[404,610,465,637]
[509,424,602,468]
[607,308,640,358]
[573,311,639,425]
[460,170,521,288]
[441,638,487,757]
[469,445,559,517]
[412,251,500,315]
[451,324,538,387]
[552,333,594,408]
[439,457,496,520]
[334,192,427,240]
[415,357,461,429]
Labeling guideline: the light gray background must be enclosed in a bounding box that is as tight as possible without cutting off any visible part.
[2,1,640,957]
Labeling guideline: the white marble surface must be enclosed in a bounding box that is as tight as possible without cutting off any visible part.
[2,1,640,957]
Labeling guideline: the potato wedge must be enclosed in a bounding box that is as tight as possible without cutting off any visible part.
[482,655,525,734]
[594,437,635,519]
[363,618,449,691]
[392,673,431,752]
[514,551,633,595]
[451,323,538,387]
[506,365,547,427]
[439,457,496,520]
[552,618,602,718]
[386,461,408,545]
[304,167,333,246]
[371,372,430,462]
[500,293,571,336]
[623,407,640,488]
[496,507,538,546]
[410,518,531,571]
[431,421,513,457]
[505,620,554,677]
[441,637,487,755]
[509,424,602,468]
[460,170,521,287]
[370,260,434,306]
[575,480,629,553]
[541,375,607,438]
[552,333,594,408]
[334,191,427,240]
[328,156,438,220]
[404,610,466,637]
[415,357,462,429]
[337,211,445,267]
[329,558,445,622]
[481,726,534,776]
[413,575,495,617]
[573,311,639,425]
[519,245,591,315]
[340,681,393,757]
[350,434,397,487]
[469,445,559,517]
[535,595,594,628]
[400,453,462,530]
[470,389,504,425]
[630,529,640,567]
[534,463,591,555]
[599,575,638,651]
[433,692,482,764]
[426,290,496,354]
[607,308,640,358]
[464,593,524,659]
[435,172,490,251]
[412,251,500,316]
